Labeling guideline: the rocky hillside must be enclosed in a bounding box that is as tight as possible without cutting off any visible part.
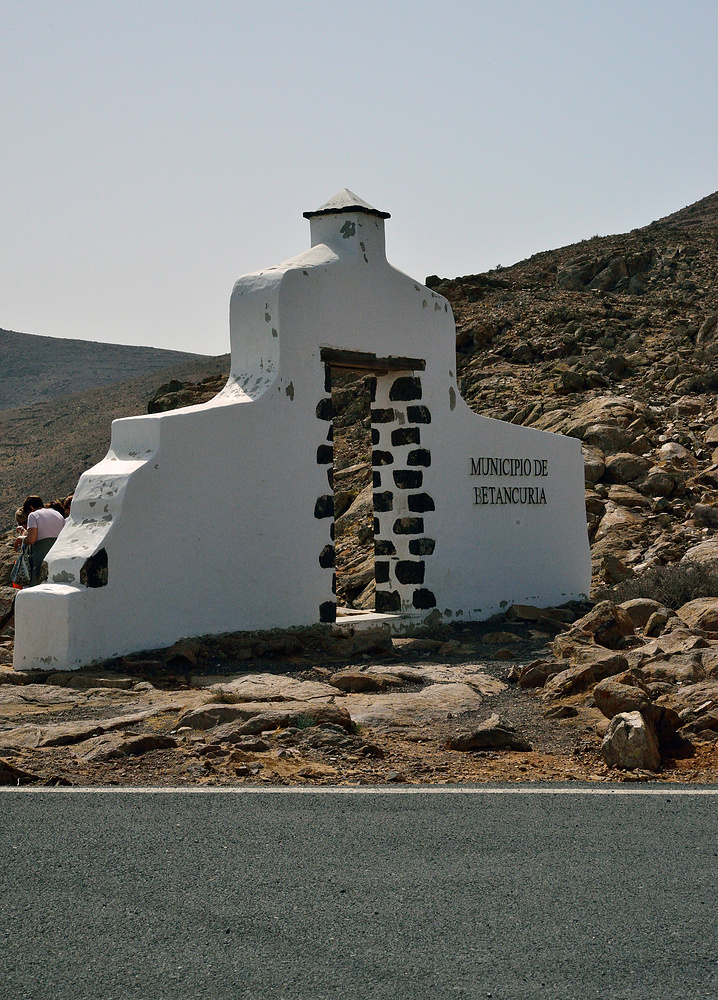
[425,190,718,596]
[0,328,207,411]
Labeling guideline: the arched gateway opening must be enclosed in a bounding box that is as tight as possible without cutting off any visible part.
[317,348,435,625]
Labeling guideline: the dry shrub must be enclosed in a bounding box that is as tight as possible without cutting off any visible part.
[612,561,718,609]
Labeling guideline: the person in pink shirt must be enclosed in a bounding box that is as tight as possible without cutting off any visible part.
[15,495,66,586]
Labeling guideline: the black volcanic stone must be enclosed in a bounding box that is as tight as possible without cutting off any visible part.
[316,398,333,421]
[319,545,335,568]
[376,590,401,613]
[314,495,334,519]
[393,470,423,489]
[407,448,431,467]
[395,560,425,585]
[319,601,336,622]
[373,491,394,512]
[391,427,420,446]
[408,493,435,513]
[389,377,422,401]
[409,538,435,556]
[407,405,431,424]
[412,589,436,609]
[393,517,424,535]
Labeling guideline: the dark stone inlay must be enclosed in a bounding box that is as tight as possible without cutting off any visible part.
[376,590,401,613]
[314,495,334,519]
[373,471,382,488]
[407,405,431,424]
[407,448,431,467]
[368,377,377,403]
[330,522,335,541]
[332,573,336,595]
[371,428,380,445]
[80,548,108,589]
[409,537,436,556]
[375,561,391,584]
[389,376,422,401]
[327,426,333,441]
[324,364,331,394]
[375,539,396,556]
[393,470,423,490]
[393,517,424,535]
[316,398,333,421]
[372,450,394,466]
[391,427,420,446]
[395,560,425,585]
[371,407,395,423]
[326,468,333,489]
[319,544,335,569]
[319,601,337,623]
[374,517,380,535]
[374,491,394,513]
[412,589,436,610]
[408,493,435,513]
[316,444,333,465]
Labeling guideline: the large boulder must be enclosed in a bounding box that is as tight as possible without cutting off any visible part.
[682,540,718,564]
[605,453,652,484]
[593,675,651,719]
[620,598,665,630]
[543,650,628,699]
[601,711,661,771]
[677,598,718,632]
[446,714,532,752]
[594,505,645,541]
[607,485,649,508]
[569,601,635,649]
[639,466,676,497]
[582,444,606,483]
[329,669,403,693]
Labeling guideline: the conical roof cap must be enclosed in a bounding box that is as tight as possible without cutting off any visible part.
[303,189,390,220]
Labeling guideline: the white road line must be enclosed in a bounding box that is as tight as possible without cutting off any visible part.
[1,785,718,795]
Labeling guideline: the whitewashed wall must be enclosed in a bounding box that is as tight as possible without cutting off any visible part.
[14,192,591,670]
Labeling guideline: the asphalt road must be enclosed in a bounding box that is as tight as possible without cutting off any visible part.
[2,786,717,1000]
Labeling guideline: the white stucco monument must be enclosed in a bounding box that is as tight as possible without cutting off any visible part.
[14,190,591,670]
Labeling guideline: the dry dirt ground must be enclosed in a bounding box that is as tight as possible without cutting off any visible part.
[2,609,716,788]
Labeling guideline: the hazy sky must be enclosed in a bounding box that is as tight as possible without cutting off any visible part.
[2,0,717,356]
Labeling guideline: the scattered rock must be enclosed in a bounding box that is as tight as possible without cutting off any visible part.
[0,757,40,785]
[601,711,661,772]
[328,669,403,693]
[593,675,652,719]
[446,713,533,752]
[677,598,718,632]
[543,705,579,719]
[73,733,177,763]
[619,599,664,630]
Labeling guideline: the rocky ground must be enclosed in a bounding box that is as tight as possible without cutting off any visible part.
[1,594,716,786]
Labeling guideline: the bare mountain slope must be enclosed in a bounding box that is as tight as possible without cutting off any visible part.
[0,328,208,411]
[0,354,229,530]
